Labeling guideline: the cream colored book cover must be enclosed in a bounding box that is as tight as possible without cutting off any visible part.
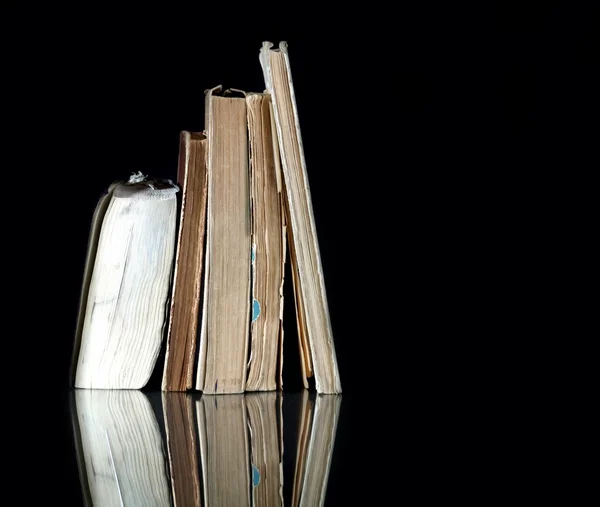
[260,42,341,394]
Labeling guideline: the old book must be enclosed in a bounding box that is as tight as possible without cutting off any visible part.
[162,132,208,391]
[260,41,342,394]
[291,393,341,507]
[162,392,201,507]
[196,394,251,506]
[246,93,287,392]
[196,87,252,394]
[73,173,179,389]
[246,392,284,506]
[70,182,118,387]
[71,389,172,506]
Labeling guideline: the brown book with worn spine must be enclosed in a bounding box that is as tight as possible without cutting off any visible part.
[162,131,208,391]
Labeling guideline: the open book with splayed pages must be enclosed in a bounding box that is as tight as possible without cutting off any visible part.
[70,390,341,506]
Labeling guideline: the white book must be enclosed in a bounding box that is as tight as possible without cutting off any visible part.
[73,173,179,389]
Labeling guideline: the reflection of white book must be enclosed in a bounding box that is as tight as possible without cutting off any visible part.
[196,394,251,506]
[71,390,171,507]
[292,393,341,507]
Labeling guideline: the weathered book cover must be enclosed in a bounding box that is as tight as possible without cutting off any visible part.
[162,132,208,391]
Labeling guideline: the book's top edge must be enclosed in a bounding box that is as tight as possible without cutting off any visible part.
[111,172,179,200]
[224,88,247,97]
[204,85,247,100]
[261,40,288,53]
[181,131,206,141]
[114,183,179,200]
[204,84,222,96]
[246,91,270,98]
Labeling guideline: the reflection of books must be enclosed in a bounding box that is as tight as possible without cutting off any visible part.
[71,390,171,506]
[196,394,251,506]
[292,393,341,507]
[194,392,340,507]
[72,391,340,505]
[162,393,201,507]
[246,392,284,507]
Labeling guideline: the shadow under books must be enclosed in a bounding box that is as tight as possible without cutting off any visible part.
[70,389,341,506]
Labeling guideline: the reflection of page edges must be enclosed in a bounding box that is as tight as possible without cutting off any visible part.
[292,390,313,507]
[73,390,172,506]
[195,398,209,506]
[246,393,282,507]
[196,395,250,506]
[70,183,118,387]
[162,393,201,506]
[298,395,342,506]
[278,391,284,506]
[69,391,93,507]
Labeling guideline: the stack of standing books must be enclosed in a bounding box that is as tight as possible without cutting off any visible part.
[71,41,341,395]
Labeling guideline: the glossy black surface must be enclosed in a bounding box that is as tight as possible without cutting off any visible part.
[68,390,344,506]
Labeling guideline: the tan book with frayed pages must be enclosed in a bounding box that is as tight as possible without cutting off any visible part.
[260,41,341,394]
[246,92,287,392]
[196,87,252,394]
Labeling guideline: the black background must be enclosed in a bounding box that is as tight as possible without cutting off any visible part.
[2,2,592,503]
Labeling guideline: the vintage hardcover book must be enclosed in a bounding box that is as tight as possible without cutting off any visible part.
[196,87,252,394]
[162,132,208,391]
[73,173,179,389]
[259,41,342,393]
[162,392,201,507]
[71,390,172,506]
[246,93,287,392]
[196,394,251,506]
[246,392,284,506]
